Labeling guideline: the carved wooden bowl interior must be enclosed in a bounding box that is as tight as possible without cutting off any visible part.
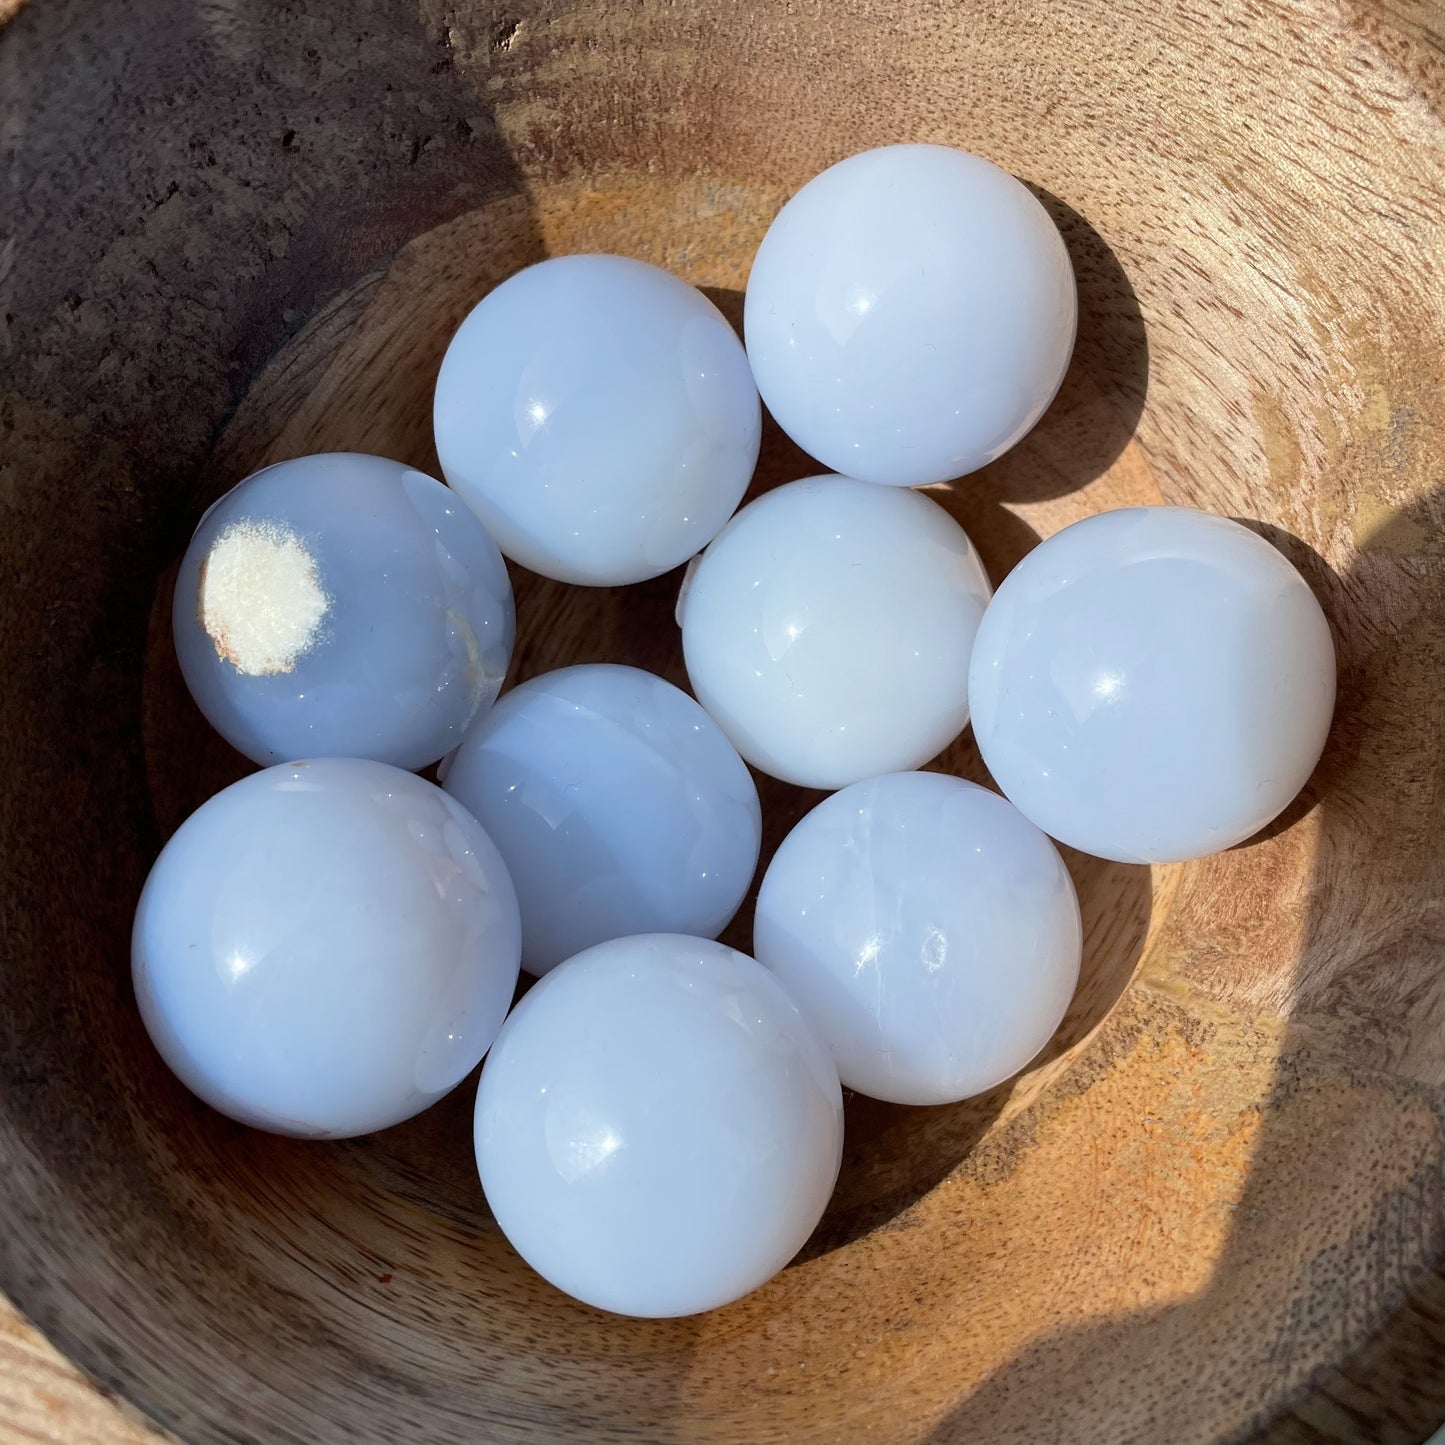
[2,1,1444,1441]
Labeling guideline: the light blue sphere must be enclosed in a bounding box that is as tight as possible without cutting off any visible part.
[442,664,762,975]
[679,474,992,789]
[744,144,1076,487]
[475,934,843,1317]
[433,254,761,586]
[968,506,1336,863]
[754,771,1081,1105]
[133,759,522,1138]
[174,452,514,769]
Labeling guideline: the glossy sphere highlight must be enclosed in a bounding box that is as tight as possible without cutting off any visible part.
[433,255,761,586]
[679,475,992,790]
[474,934,843,1317]
[442,665,761,975]
[133,759,521,1137]
[744,144,1077,487]
[969,507,1337,863]
[754,772,1081,1105]
[174,452,514,770]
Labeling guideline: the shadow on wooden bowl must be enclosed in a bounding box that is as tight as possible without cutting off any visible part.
[2,2,1443,1442]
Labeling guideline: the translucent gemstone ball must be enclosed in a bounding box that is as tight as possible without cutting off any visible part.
[969,506,1337,863]
[754,772,1081,1105]
[133,759,521,1138]
[442,664,762,975]
[433,254,762,586]
[173,452,514,770]
[474,934,843,1317]
[679,475,992,790]
[744,144,1077,487]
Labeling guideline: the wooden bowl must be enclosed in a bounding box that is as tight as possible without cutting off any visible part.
[2,1,1443,1440]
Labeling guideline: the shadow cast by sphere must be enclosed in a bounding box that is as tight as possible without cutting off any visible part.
[958,187,1149,507]
[887,192,1149,586]
[927,481,1046,589]
[793,835,1153,1266]
[1230,518,1353,851]
[1036,847,1153,1070]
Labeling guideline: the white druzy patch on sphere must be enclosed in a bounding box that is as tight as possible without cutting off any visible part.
[174,452,514,770]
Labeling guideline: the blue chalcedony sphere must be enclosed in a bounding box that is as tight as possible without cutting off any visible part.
[434,254,761,586]
[475,933,842,1317]
[968,506,1335,863]
[755,771,1081,1105]
[174,452,514,769]
[133,758,522,1138]
[443,664,762,975]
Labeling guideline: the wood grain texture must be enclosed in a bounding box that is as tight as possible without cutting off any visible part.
[0,1301,170,1445]
[1,0,1443,1441]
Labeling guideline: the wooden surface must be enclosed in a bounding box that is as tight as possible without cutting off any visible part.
[1,0,1444,1441]
[0,1305,168,1445]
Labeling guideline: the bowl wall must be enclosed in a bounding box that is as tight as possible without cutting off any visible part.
[2,1,1444,1441]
